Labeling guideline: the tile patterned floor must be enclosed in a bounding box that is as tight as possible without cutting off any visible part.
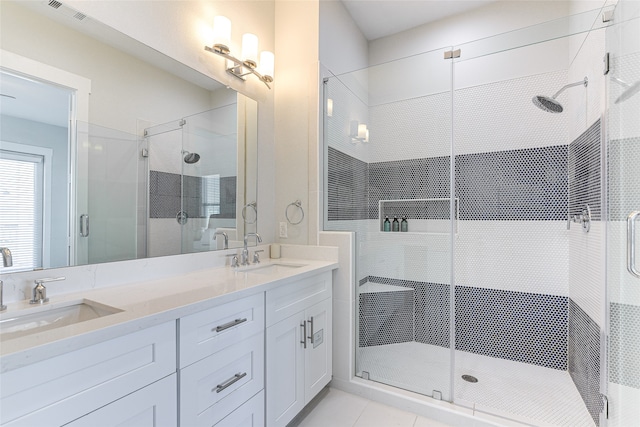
[291,388,453,427]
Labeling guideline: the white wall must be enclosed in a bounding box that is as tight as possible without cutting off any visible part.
[319,0,369,76]
[274,0,320,245]
[368,1,574,66]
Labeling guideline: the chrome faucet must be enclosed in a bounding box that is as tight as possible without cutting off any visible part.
[1,247,12,267]
[1,280,6,311]
[242,233,262,266]
[30,277,65,304]
[213,231,229,249]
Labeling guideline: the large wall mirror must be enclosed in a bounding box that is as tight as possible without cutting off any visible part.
[0,1,258,273]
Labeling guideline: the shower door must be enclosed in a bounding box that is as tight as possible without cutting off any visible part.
[323,47,455,400]
[451,8,615,426]
[75,121,138,265]
[180,105,241,254]
[605,0,640,425]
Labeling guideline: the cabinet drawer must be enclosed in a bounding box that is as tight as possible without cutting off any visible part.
[180,332,264,427]
[266,271,332,327]
[1,321,176,427]
[179,292,264,368]
[212,390,264,427]
[64,374,177,427]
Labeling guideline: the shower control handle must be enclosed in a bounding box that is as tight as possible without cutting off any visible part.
[626,211,640,278]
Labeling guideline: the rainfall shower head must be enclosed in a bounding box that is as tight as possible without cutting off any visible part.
[532,95,564,113]
[611,77,640,104]
[532,77,588,113]
[183,151,200,164]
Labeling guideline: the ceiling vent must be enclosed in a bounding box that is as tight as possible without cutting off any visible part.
[44,0,89,22]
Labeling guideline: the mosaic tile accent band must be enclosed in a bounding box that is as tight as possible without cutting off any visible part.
[610,302,640,389]
[568,298,603,425]
[149,170,236,219]
[328,146,568,221]
[455,146,567,221]
[369,156,450,219]
[327,147,369,221]
[359,290,414,347]
[359,277,567,371]
[569,119,602,221]
[455,286,567,370]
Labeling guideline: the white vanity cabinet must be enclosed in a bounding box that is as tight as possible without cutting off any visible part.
[64,374,177,427]
[0,321,177,427]
[265,272,333,427]
[178,292,265,427]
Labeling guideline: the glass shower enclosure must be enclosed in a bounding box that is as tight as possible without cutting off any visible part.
[323,3,638,426]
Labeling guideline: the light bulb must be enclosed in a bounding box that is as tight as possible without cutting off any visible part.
[259,51,274,82]
[212,16,231,53]
[242,33,258,68]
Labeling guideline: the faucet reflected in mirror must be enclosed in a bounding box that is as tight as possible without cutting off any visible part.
[0,1,259,273]
[1,248,12,268]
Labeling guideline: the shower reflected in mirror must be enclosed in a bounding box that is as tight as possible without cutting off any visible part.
[611,76,640,104]
[183,151,201,164]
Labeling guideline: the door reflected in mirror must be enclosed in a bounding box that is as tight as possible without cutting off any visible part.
[0,1,258,273]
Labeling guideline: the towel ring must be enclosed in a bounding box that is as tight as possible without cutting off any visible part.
[286,200,304,225]
[242,202,257,224]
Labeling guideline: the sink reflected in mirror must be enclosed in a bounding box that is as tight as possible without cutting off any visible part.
[0,299,122,341]
[240,263,307,275]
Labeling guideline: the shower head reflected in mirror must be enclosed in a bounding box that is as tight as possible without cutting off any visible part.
[183,151,200,164]
[532,77,588,113]
[611,77,640,104]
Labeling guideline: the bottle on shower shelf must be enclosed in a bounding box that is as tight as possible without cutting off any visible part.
[392,217,400,232]
[383,216,391,232]
[401,217,408,232]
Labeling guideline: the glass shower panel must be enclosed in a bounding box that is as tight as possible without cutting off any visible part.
[605,0,640,425]
[145,121,183,258]
[181,105,239,254]
[76,121,138,265]
[323,47,454,400]
[452,28,605,425]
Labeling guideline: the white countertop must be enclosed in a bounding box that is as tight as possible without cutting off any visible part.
[0,258,338,372]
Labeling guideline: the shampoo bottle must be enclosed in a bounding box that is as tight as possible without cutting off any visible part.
[392,217,400,232]
[401,217,408,232]
[383,216,391,232]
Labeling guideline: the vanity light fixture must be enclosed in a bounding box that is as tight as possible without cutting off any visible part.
[350,120,369,144]
[204,16,274,89]
[327,99,333,117]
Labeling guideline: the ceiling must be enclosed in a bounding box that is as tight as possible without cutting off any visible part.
[341,0,498,40]
[0,72,71,128]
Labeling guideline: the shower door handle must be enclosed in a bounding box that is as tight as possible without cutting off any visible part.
[80,214,90,237]
[626,211,640,278]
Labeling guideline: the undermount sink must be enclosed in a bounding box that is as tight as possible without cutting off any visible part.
[0,299,122,341]
[240,262,307,275]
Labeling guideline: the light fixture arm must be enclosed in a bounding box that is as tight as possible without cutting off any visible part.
[551,77,588,99]
[204,45,272,89]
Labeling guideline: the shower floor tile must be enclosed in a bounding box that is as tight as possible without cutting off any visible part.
[357,342,595,427]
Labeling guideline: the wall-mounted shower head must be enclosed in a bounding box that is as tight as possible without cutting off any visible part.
[532,77,588,113]
[183,151,200,164]
[611,77,640,104]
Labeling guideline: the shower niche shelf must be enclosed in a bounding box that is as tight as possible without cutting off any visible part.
[359,282,413,294]
[378,198,458,234]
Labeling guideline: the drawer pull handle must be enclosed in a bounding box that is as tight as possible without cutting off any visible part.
[214,372,247,393]
[308,316,315,344]
[300,321,307,349]
[214,318,248,332]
